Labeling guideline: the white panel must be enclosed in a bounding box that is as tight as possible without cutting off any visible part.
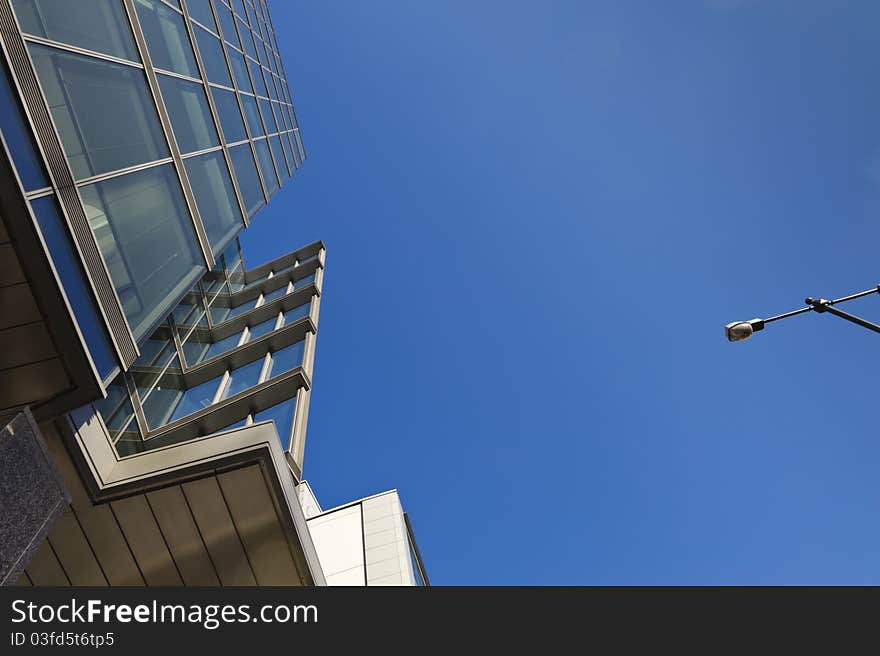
[306,506,364,583]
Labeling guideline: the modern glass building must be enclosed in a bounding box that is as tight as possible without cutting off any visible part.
[0,0,425,587]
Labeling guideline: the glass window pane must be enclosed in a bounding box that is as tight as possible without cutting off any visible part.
[95,379,136,441]
[30,44,169,180]
[135,0,200,78]
[240,94,263,136]
[217,3,240,48]
[225,297,255,319]
[210,86,246,143]
[14,0,138,61]
[245,316,276,342]
[157,74,218,154]
[281,301,309,326]
[31,196,118,379]
[220,356,264,399]
[227,48,252,92]
[238,20,256,59]
[184,150,242,255]
[253,397,295,448]
[265,340,304,379]
[279,130,295,174]
[204,329,243,358]
[184,0,216,31]
[193,25,231,87]
[182,338,209,365]
[222,240,242,273]
[80,164,204,340]
[254,138,278,195]
[165,373,222,423]
[229,143,264,216]
[248,58,267,97]
[261,284,286,303]
[259,97,277,133]
[269,135,288,178]
[209,303,230,324]
[0,60,47,191]
[293,273,316,289]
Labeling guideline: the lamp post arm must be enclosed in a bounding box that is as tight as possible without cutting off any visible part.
[807,299,880,335]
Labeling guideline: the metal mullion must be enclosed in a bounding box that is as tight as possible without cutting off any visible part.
[123,0,215,270]
[152,66,203,84]
[178,0,250,228]
[180,144,224,160]
[122,369,150,439]
[158,0,183,15]
[73,156,174,188]
[21,34,145,70]
[24,186,53,199]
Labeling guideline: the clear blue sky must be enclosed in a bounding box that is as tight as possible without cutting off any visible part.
[242,0,880,584]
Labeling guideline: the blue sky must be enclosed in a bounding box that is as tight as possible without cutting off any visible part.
[242,0,880,584]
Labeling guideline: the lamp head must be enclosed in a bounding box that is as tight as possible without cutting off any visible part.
[725,318,764,342]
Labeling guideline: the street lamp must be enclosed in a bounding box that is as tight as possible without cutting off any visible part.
[725,284,880,342]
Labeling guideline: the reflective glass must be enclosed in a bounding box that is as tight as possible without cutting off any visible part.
[222,241,242,273]
[157,74,218,154]
[238,20,256,59]
[248,58,267,97]
[217,3,240,47]
[14,0,138,61]
[95,379,136,441]
[193,25,231,87]
[279,129,296,173]
[135,0,200,78]
[225,297,256,320]
[293,273,316,289]
[229,143,264,216]
[228,48,251,92]
[287,131,301,168]
[265,340,304,379]
[185,329,242,364]
[80,164,204,340]
[259,97,277,133]
[0,60,47,190]
[254,138,278,195]
[261,284,286,303]
[270,135,289,178]
[209,303,229,324]
[184,0,216,31]
[165,373,222,423]
[29,44,168,180]
[184,150,242,254]
[281,302,310,326]
[253,397,295,448]
[220,356,264,399]
[31,196,117,378]
[240,94,263,136]
[245,316,276,342]
[211,87,246,143]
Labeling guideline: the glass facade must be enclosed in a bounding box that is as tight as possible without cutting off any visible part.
[29,43,169,180]
[80,164,204,340]
[1,0,314,460]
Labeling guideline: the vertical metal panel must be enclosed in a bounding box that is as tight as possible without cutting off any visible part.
[217,464,301,585]
[24,539,69,585]
[110,495,184,585]
[0,0,139,365]
[181,476,257,585]
[47,511,108,585]
[146,485,221,586]
[41,421,145,586]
